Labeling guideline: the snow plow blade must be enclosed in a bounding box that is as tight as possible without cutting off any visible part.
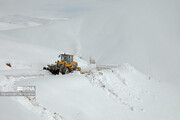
[43,65,60,75]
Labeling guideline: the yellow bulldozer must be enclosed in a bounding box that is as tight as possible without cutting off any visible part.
[43,53,81,75]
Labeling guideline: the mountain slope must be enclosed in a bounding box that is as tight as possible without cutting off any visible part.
[78,0,180,84]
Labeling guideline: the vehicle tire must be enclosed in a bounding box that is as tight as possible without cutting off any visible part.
[64,67,69,74]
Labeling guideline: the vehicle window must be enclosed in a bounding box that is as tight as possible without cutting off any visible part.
[61,55,69,62]
[70,56,72,63]
[61,56,64,61]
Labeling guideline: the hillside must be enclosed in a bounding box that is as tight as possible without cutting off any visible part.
[0,0,180,120]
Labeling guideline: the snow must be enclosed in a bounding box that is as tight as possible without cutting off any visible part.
[77,1,180,84]
[0,97,41,120]
[12,65,180,120]
[0,21,24,30]
[0,0,180,120]
[0,14,68,27]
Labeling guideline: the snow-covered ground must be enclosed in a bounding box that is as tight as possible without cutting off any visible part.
[1,58,180,120]
[0,0,180,120]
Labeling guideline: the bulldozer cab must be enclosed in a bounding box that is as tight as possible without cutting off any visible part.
[60,54,73,64]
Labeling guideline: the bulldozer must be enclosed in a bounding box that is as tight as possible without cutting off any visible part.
[43,53,81,75]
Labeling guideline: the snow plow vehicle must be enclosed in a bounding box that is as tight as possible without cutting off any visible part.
[43,53,81,75]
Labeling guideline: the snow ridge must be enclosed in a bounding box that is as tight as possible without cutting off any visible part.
[83,64,151,111]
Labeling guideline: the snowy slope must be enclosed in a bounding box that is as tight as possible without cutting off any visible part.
[0,14,68,26]
[0,98,41,120]
[0,17,80,56]
[0,21,24,31]
[15,65,180,120]
[0,0,180,120]
[77,0,180,84]
[1,0,179,84]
